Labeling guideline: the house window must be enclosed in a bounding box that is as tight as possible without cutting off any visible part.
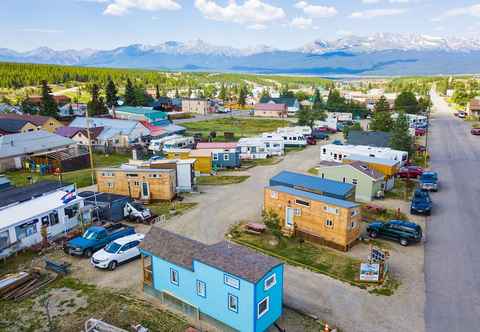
[322,148,326,155]
[295,199,310,207]
[257,297,270,319]
[64,204,79,219]
[107,181,114,189]
[223,154,230,161]
[294,208,301,216]
[102,172,114,177]
[227,294,238,313]
[351,209,358,217]
[15,220,38,240]
[196,280,206,298]
[133,181,140,186]
[170,268,179,285]
[270,191,278,199]
[0,230,11,250]
[342,177,346,183]
[350,221,357,229]
[325,219,334,228]
[41,215,50,227]
[126,173,138,177]
[352,179,358,185]
[213,154,219,161]
[264,274,276,290]
[224,274,240,289]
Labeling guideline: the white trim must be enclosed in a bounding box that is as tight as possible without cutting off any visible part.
[257,296,270,319]
[264,274,276,290]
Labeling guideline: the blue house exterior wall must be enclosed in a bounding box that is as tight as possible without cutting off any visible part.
[212,151,241,169]
[144,251,283,332]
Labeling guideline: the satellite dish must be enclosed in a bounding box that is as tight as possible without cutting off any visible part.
[117,100,124,106]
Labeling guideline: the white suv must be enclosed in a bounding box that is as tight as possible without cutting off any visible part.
[91,233,145,270]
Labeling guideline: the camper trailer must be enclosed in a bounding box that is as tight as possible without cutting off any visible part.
[238,137,268,159]
[276,126,312,136]
[320,144,408,165]
[148,134,183,152]
[162,136,195,153]
[278,133,307,147]
[260,133,285,156]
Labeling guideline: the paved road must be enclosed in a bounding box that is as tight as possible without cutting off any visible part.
[425,91,480,331]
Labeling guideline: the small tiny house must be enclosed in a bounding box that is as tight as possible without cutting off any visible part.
[264,186,361,251]
[187,150,213,174]
[343,154,400,190]
[140,227,284,332]
[269,171,355,201]
[260,133,285,156]
[146,159,197,192]
[238,138,268,160]
[317,161,386,202]
[211,148,241,169]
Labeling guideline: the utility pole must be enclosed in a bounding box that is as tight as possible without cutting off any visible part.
[84,110,95,186]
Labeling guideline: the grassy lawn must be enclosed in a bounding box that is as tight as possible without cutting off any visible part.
[284,146,305,154]
[145,201,198,219]
[0,277,188,332]
[241,157,281,168]
[412,151,429,168]
[182,117,289,140]
[197,175,249,185]
[5,153,130,188]
[361,205,408,222]
[384,179,417,202]
[230,225,362,286]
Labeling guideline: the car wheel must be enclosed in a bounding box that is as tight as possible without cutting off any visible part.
[369,231,378,238]
[400,239,409,246]
[109,261,118,271]
[84,249,93,258]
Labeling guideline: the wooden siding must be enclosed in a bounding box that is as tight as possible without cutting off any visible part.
[166,152,212,174]
[263,188,361,250]
[96,169,176,201]
[343,159,399,178]
[41,117,64,133]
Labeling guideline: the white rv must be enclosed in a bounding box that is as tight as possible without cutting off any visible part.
[238,137,268,159]
[320,144,408,165]
[277,133,307,147]
[148,134,183,152]
[276,126,312,136]
[162,136,195,153]
[260,133,285,156]
[392,113,427,128]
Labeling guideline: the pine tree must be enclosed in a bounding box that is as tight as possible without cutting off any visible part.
[87,83,108,116]
[175,88,180,98]
[219,84,227,101]
[369,96,393,132]
[395,91,419,114]
[312,88,323,110]
[39,80,57,116]
[155,84,160,99]
[390,112,413,154]
[238,85,247,106]
[105,78,118,109]
[124,78,136,106]
[297,107,326,129]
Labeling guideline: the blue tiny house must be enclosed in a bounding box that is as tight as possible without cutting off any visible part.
[140,228,283,332]
[211,148,241,169]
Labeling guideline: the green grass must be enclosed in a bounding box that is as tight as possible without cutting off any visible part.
[0,277,188,332]
[361,205,408,222]
[182,117,289,140]
[145,201,198,219]
[284,146,305,154]
[5,153,130,188]
[197,175,249,185]
[241,157,281,168]
[384,179,417,202]
[368,277,401,296]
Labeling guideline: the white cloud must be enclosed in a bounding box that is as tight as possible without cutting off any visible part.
[295,2,337,18]
[294,1,308,9]
[20,28,63,33]
[248,23,267,30]
[350,8,406,19]
[433,4,480,21]
[290,17,313,29]
[103,0,181,16]
[194,0,286,26]
[362,0,381,3]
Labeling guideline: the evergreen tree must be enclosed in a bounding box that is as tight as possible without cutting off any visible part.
[370,96,393,132]
[395,91,419,114]
[297,108,326,129]
[312,88,323,110]
[175,88,179,98]
[238,85,247,106]
[105,78,118,109]
[418,96,432,113]
[124,78,136,106]
[260,88,271,100]
[155,84,160,99]
[87,83,108,116]
[390,112,413,154]
[219,84,227,101]
[39,80,57,116]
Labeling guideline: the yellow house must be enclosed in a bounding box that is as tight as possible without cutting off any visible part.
[166,149,212,174]
[264,185,361,251]
[342,155,400,190]
[0,114,64,133]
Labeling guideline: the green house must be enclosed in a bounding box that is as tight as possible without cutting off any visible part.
[115,106,168,126]
[317,161,386,202]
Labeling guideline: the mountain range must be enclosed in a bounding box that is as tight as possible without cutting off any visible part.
[2,33,480,76]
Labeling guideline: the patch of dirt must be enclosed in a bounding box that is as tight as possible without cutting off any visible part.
[33,287,88,318]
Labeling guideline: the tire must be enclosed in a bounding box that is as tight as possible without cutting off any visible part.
[369,231,378,239]
[400,239,409,246]
[108,261,118,271]
[84,249,93,258]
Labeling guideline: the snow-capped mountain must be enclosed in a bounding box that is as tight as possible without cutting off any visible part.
[2,34,480,75]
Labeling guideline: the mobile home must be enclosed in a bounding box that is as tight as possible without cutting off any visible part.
[148,134,183,152]
[276,126,312,136]
[260,133,285,156]
[162,136,195,153]
[238,137,269,160]
[278,133,307,147]
[320,144,408,166]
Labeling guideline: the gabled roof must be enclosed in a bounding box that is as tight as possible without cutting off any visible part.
[140,121,168,137]
[254,103,287,112]
[267,185,359,209]
[270,171,354,197]
[347,131,392,148]
[69,117,141,134]
[0,131,75,159]
[56,126,104,139]
[319,161,384,180]
[0,119,33,133]
[0,114,55,126]
[343,154,400,167]
[140,227,281,283]
[259,97,298,107]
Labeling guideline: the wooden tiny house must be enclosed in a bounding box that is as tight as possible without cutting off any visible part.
[96,168,176,201]
[264,186,361,251]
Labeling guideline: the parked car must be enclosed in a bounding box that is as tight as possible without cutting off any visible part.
[306,136,317,145]
[458,111,466,118]
[367,220,423,246]
[316,126,329,132]
[420,171,438,191]
[332,139,343,145]
[471,128,480,136]
[311,130,330,140]
[91,233,145,270]
[415,128,426,136]
[410,189,432,215]
[65,224,135,257]
[397,166,424,178]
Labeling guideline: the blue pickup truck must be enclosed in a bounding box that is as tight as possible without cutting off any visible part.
[410,189,433,216]
[65,224,135,257]
[420,171,438,192]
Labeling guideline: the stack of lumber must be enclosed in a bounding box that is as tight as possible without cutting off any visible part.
[0,270,56,301]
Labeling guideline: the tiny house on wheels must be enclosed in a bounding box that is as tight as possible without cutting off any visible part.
[320,144,408,166]
[140,227,284,332]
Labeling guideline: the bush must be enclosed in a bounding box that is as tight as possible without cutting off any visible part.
[262,209,282,238]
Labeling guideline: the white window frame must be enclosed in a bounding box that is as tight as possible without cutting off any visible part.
[224,274,240,289]
[352,178,358,185]
[213,154,219,161]
[228,293,238,313]
[294,208,301,216]
[223,154,230,161]
[350,221,357,230]
[264,274,276,291]
[170,268,179,286]
[196,280,206,298]
[325,219,334,228]
[257,297,270,319]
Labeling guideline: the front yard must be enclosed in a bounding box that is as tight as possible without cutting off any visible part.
[145,201,198,219]
[197,175,250,185]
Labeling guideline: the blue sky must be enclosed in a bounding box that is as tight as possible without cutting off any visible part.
[1,0,480,51]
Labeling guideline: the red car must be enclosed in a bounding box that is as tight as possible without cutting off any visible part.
[397,166,424,179]
[316,126,329,132]
[415,128,426,136]
[306,136,317,145]
[471,128,480,136]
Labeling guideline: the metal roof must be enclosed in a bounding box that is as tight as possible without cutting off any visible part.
[0,119,32,133]
[0,131,76,159]
[343,154,399,167]
[0,181,71,209]
[267,185,359,209]
[196,142,238,149]
[270,171,355,197]
[69,117,142,134]
[347,131,392,148]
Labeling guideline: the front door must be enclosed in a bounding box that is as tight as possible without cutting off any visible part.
[285,208,294,228]
[141,182,150,200]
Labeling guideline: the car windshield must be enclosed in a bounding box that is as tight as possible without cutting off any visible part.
[422,173,436,180]
[104,242,121,254]
[83,230,97,240]
[132,203,145,211]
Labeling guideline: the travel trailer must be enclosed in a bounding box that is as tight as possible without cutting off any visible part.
[238,137,269,159]
[162,136,195,153]
[320,144,408,165]
[148,134,183,152]
[276,126,312,136]
[260,133,285,156]
[278,133,307,147]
